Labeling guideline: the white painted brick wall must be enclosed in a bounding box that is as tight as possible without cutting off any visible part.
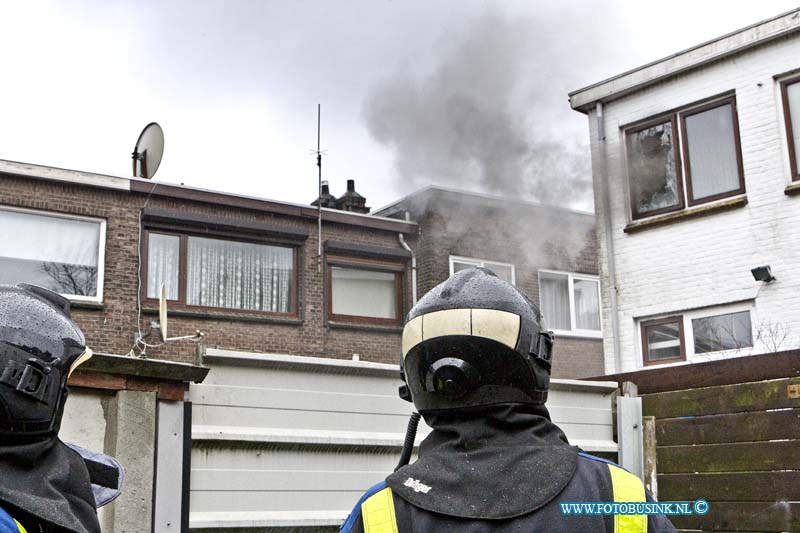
[585,35,800,374]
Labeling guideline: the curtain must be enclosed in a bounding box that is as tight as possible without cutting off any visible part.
[685,104,739,199]
[540,275,570,330]
[0,209,100,296]
[186,237,293,312]
[147,233,180,300]
[574,279,600,331]
[331,267,396,319]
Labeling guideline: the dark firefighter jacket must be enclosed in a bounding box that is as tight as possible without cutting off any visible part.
[0,438,110,533]
[340,403,676,532]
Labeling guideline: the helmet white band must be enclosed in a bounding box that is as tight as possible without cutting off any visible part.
[402,309,521,358]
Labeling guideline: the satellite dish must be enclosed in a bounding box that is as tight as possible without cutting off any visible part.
[132,122,164,179]
[159,284,168,342]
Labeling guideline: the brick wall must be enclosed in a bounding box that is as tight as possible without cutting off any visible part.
[585,35,800,373]
[0,175,415,365]
[410,194,604,379]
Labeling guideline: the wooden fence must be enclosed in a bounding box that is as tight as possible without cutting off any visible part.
[597,350,800,532]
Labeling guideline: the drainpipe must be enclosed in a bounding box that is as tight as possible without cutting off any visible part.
[597,101,622,374]
[398,212,418,305]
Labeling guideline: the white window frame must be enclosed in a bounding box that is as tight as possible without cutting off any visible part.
[538,269,602,339]
[0,205,106,303]
[449,255,516,285]
[637,302,755,368]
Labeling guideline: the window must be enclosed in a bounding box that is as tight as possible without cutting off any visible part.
[780,75,800,181]
[538,270,601,337]
[0,206,105,302]
[641,317,685,365]
[692,311,752,354]
[327,256,404,325]
[625,96,745,219]
[640,308,753,366]
[145,231,296,314]
[626,117,684,218]
[449,256,515,285]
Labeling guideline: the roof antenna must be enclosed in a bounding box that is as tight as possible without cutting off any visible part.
[314,104,326,273]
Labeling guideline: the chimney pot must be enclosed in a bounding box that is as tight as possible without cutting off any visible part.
[347,179,355,192]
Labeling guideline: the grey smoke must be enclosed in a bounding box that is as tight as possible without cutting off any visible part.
[364,8,613,210]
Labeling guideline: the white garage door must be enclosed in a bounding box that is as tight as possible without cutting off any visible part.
[189,348,617,531]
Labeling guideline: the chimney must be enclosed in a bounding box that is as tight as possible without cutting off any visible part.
[311,180,337,208]
[335,179,370,214]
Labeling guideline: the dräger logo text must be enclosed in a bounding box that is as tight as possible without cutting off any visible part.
[404,477,432,493]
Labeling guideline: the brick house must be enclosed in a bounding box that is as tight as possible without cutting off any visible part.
[569,9,800,374]
[375,186,604,379]
[0,159,417,530]
[0,161,416,365]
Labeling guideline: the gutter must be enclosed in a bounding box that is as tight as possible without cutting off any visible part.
[398,211,418,305]
[596,102,622,373]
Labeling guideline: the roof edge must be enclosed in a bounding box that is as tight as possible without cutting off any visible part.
[0,158,417,234]
[569,8,800,112]
[374,185,595,219]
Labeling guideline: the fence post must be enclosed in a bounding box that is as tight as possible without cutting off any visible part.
[642,416,657,499]
[617,382,643,480]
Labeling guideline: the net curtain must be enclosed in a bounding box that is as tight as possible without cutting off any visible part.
[185,237,293,312]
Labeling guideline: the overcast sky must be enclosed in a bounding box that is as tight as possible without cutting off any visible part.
[2,1,798,212]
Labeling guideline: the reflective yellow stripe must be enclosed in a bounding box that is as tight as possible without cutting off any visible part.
[361,487,398,533]
[608,464,647,533]
[14,519,28,533]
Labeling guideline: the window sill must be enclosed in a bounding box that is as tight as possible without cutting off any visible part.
[327,321,404,334]
[68,299,105,311]
[142,306,303,325]
[624,195,747,234]
[551,331,603,341]
[784,182,800,196]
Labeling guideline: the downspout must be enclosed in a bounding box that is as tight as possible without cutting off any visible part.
[596,101,622,373]
[398,212,418,305]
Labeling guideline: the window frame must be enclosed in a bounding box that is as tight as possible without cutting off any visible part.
[679,96,746,206]
[780,74,800,182]
[623,94,746,220]
[639,305,754,367]
[142,228,299,317]
[0,205,106,303]
[448,255,516,285]
[326,254,405,326]
[537,269,602,339]
[640,316,686,366]
[625,115,686,220]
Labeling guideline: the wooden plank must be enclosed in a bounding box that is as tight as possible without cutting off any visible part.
[670,502,800,532]
[657,440,800,473]
[642,377,800,418]
[655,408,800,445]
[587,349,800,394]
[643,416,657,498]
[659,471,800,501]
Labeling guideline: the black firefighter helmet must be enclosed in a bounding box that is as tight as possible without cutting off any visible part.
[400,268,554,412]
[0,284,93,440]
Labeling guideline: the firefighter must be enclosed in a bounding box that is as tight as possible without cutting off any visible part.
[341,268,676,532]
[0,284,121,533]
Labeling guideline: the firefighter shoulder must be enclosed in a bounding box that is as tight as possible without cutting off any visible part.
[340,268,676,532]
[0,284,123,533]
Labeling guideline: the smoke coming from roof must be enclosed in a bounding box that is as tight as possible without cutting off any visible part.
[364,7,615,211]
